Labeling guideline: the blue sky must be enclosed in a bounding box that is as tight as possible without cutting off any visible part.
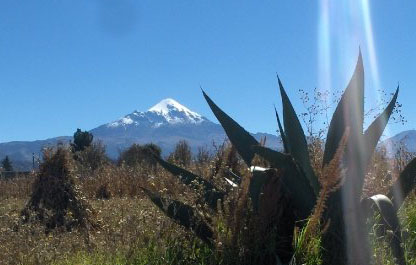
[1,1,415,143]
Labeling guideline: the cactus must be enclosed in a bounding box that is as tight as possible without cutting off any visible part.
[143,51,415,265]
[317,53,399,265]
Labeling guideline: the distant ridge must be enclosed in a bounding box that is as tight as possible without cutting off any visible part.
[379,130,416,156]
[1,98,414,170]
[0,98,282,170]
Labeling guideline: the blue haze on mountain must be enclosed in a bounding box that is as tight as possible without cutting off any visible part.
[0,99,282,170]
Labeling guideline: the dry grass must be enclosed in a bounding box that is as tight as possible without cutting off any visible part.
[304,128,349,243]
[0,162,209,265]
[0,196,197,265]
[0,140,416,265]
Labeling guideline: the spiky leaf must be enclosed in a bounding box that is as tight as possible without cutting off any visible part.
[252,145,291,169]
[362,87,399,169]
[155,156,224,209]
[202,90,259,166]
[323,52,364,167]
[142,188,214,245]
[362,195,405,265]
[249,167,270,212]
[278,78,319,194]
[274,105,289,153]
[388,157,416,211]
[253,146,316,219]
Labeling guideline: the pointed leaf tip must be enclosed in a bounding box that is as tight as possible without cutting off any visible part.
[323,52,365,167]
[202,91,259,166]
[274,105,289,153]
[278,78,319,194]
[362,86,399,172]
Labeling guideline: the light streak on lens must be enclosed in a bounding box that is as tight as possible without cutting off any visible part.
[318,0,331,94]
[361,0,381,91]
[317,1,399,263]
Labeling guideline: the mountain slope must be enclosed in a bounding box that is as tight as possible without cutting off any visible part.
[0,136,71,170]
[379,130,416,156]
[2,98,414,171]
[89,98,229,157]
[0,98,282,170]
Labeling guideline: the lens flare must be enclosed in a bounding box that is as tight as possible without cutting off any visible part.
[318,0,394,147]
[318,0,385,104]
[318,1,397,263]
[361,0,380,91]
[318,0,331,93]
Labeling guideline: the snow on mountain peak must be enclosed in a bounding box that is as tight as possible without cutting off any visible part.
[147,98,204,124]
[149,98,197,115]
[107,98,205,128]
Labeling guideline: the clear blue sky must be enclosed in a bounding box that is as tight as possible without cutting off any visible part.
[1,1,415,143]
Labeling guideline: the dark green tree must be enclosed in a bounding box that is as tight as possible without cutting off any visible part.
[71,128,93,152]
[1,156,13,172]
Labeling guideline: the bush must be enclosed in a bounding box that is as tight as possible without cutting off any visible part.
[71,129,93,152]
[119,143,161,169]
[168,140,192,167]
[196,146,211,165]
[76,141,109,172]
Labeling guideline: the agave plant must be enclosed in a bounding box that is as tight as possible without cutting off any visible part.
[144,51,416,265]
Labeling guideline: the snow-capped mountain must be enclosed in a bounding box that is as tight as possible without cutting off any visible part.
[2,97,415,171]
[0,98,281,170]
[106,98,207,129]
[147,98,206,125]
[88,98,228,157]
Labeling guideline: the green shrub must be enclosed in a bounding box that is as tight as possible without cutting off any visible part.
[71,129,93,152]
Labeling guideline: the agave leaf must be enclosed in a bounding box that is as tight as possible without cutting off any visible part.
[249,167,270,212]
[142,188,214,246]
[155,156,224,210]
[274,105,289,153]
[362,87,399,169]
[323,52,364,167]
[362,195,405,265]
[252,146,316,219]
[252,145,292,169]
[388,157,416,211]
[278,78,319,195]
[202,90,259,166]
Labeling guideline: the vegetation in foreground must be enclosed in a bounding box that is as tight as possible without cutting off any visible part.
[1,53,416,265]
[0,142,415,265]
